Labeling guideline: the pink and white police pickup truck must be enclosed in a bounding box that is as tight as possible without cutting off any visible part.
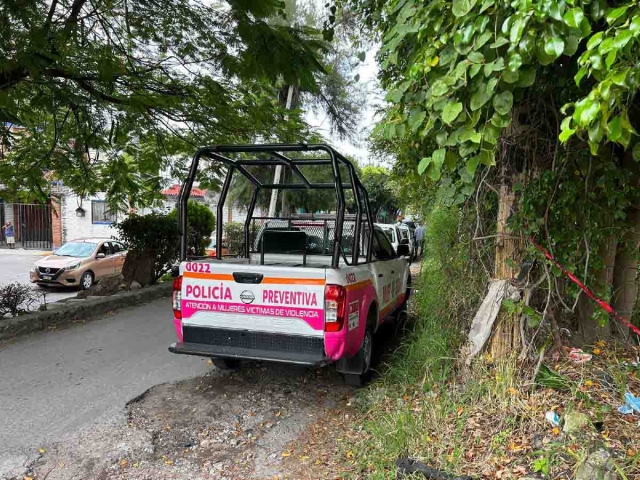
[169,144,411,384]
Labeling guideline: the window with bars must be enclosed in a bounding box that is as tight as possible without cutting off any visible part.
[91,201,117,225]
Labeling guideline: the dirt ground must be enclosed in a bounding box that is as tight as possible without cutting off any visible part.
[18,362,357,480]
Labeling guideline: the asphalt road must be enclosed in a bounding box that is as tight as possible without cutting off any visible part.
[0,298,209,475]
[0,251,77,306]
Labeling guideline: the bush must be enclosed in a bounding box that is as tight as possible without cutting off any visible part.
[168,201,215,256]
[116,213,179,286]
[0,283,39,318]
[224,221,245,256]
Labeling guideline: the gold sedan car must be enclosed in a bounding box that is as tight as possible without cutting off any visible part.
[30,238,127,290]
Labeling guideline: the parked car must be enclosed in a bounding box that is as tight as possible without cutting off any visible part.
[376,223,401,252]
[397,224,416,262]
[169,144,411,385]
[205,239,229,258]
[30,238,127,290]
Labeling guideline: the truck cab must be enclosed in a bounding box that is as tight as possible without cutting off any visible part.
[169,144,411,384]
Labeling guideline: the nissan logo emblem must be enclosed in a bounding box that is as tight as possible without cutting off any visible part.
[240,290,255,304]
[45,268,50,273]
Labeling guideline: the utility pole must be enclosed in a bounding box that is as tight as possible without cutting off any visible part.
[268,85,295,217]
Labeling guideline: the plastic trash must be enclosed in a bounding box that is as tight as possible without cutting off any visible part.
[617,392,640,415]
[545,411,561,427]
[568,348,592,364]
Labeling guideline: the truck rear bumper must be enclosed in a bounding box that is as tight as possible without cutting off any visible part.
[169,326,329,366]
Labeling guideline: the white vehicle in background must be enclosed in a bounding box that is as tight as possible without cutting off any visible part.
[376,223,400,252]
[376,223,412,262]
[397,224,415,262]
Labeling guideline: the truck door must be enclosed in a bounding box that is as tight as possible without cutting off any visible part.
[367,229,402,324]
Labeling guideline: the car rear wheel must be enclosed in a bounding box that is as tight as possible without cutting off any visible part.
[343,327,374,387]
[80,271,94,290]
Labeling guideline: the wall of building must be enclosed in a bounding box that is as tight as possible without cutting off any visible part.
[62,193,119,242]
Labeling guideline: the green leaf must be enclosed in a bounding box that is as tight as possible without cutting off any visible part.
[470,82,492,111]
[598,37,615,54]
[466,155,480,176]
[469,63,482,78]
[475,31,493,50]
[357,51,366,62]
[482,123,501,144]
[507,53,523,71]
[516,67,536,87]
[631,16,640,35]
[444,150,459,170]
[544,35,565,60]
[574,66,587,86]
[608,115,623,142]
[576,99,600,126]
[612,69,628,86]
[510,17,527,44]
[468,51,485,64]
[418,157,431,175]
[605,50,617,69]
[632,143,640,162]
[478,149,495,166]
[442,101,463,124]
[452,0,478,17]
[479,0,494,14]
[587,32,604,50]
[432,148,446,166]
[614,30,633,49]
[606,6,629,25]
[408,108,427,131]
[588,120,604,143]
[559,127,576,142]
[502,69,519,83]
[491,112,511,128]
[431,80,449,96]
[564,7,584,28]
[489,37,509,48]
[493,91,513,115]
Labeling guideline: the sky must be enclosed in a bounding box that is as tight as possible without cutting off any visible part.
[304,48,385,167]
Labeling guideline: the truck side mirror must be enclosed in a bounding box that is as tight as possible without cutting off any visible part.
[397,244,410,257]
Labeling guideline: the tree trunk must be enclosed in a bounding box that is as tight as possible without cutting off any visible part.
[611,207,640,338]
[489,178,524,358]
[121,249,155,286]
[577,232,617,343]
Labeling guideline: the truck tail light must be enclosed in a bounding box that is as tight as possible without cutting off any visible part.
[173,275,183,319]
[324,284,346,332]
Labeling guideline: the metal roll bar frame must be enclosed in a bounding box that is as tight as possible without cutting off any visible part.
[178,143,375,268]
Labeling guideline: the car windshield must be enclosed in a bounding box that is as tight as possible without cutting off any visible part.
[55,242,97,258]
[382,227,396,243]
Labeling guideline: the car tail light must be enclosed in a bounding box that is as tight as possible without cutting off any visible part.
[173,275,183,319]
[324,284,346,332]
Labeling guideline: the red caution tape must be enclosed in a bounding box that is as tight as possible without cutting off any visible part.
[533,240,640,338]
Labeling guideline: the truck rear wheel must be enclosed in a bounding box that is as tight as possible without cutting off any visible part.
[343,327,374,387]
[211,358,240,370]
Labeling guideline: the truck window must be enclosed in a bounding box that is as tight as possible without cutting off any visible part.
[373,230,396,260]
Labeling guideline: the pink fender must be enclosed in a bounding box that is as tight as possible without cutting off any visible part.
[173,316,183,342]
[324,280,377,361]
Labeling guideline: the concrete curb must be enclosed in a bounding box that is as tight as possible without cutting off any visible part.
[0,282,173,343]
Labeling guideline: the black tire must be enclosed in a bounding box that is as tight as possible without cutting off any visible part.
[211,358,240,370]
[80,271,94,290]
[343,327,374,387]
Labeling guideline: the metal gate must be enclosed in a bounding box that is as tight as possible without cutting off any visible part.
[0,203,53,250]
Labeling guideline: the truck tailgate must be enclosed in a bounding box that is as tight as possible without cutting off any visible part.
[174,262,328,364]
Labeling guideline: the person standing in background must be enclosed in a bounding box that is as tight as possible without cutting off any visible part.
[415,222,425,257]
[3,221,15,249]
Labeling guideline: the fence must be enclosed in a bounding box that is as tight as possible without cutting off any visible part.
[0,203,53,250]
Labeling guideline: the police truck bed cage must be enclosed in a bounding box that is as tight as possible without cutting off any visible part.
[178,143,375,268]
